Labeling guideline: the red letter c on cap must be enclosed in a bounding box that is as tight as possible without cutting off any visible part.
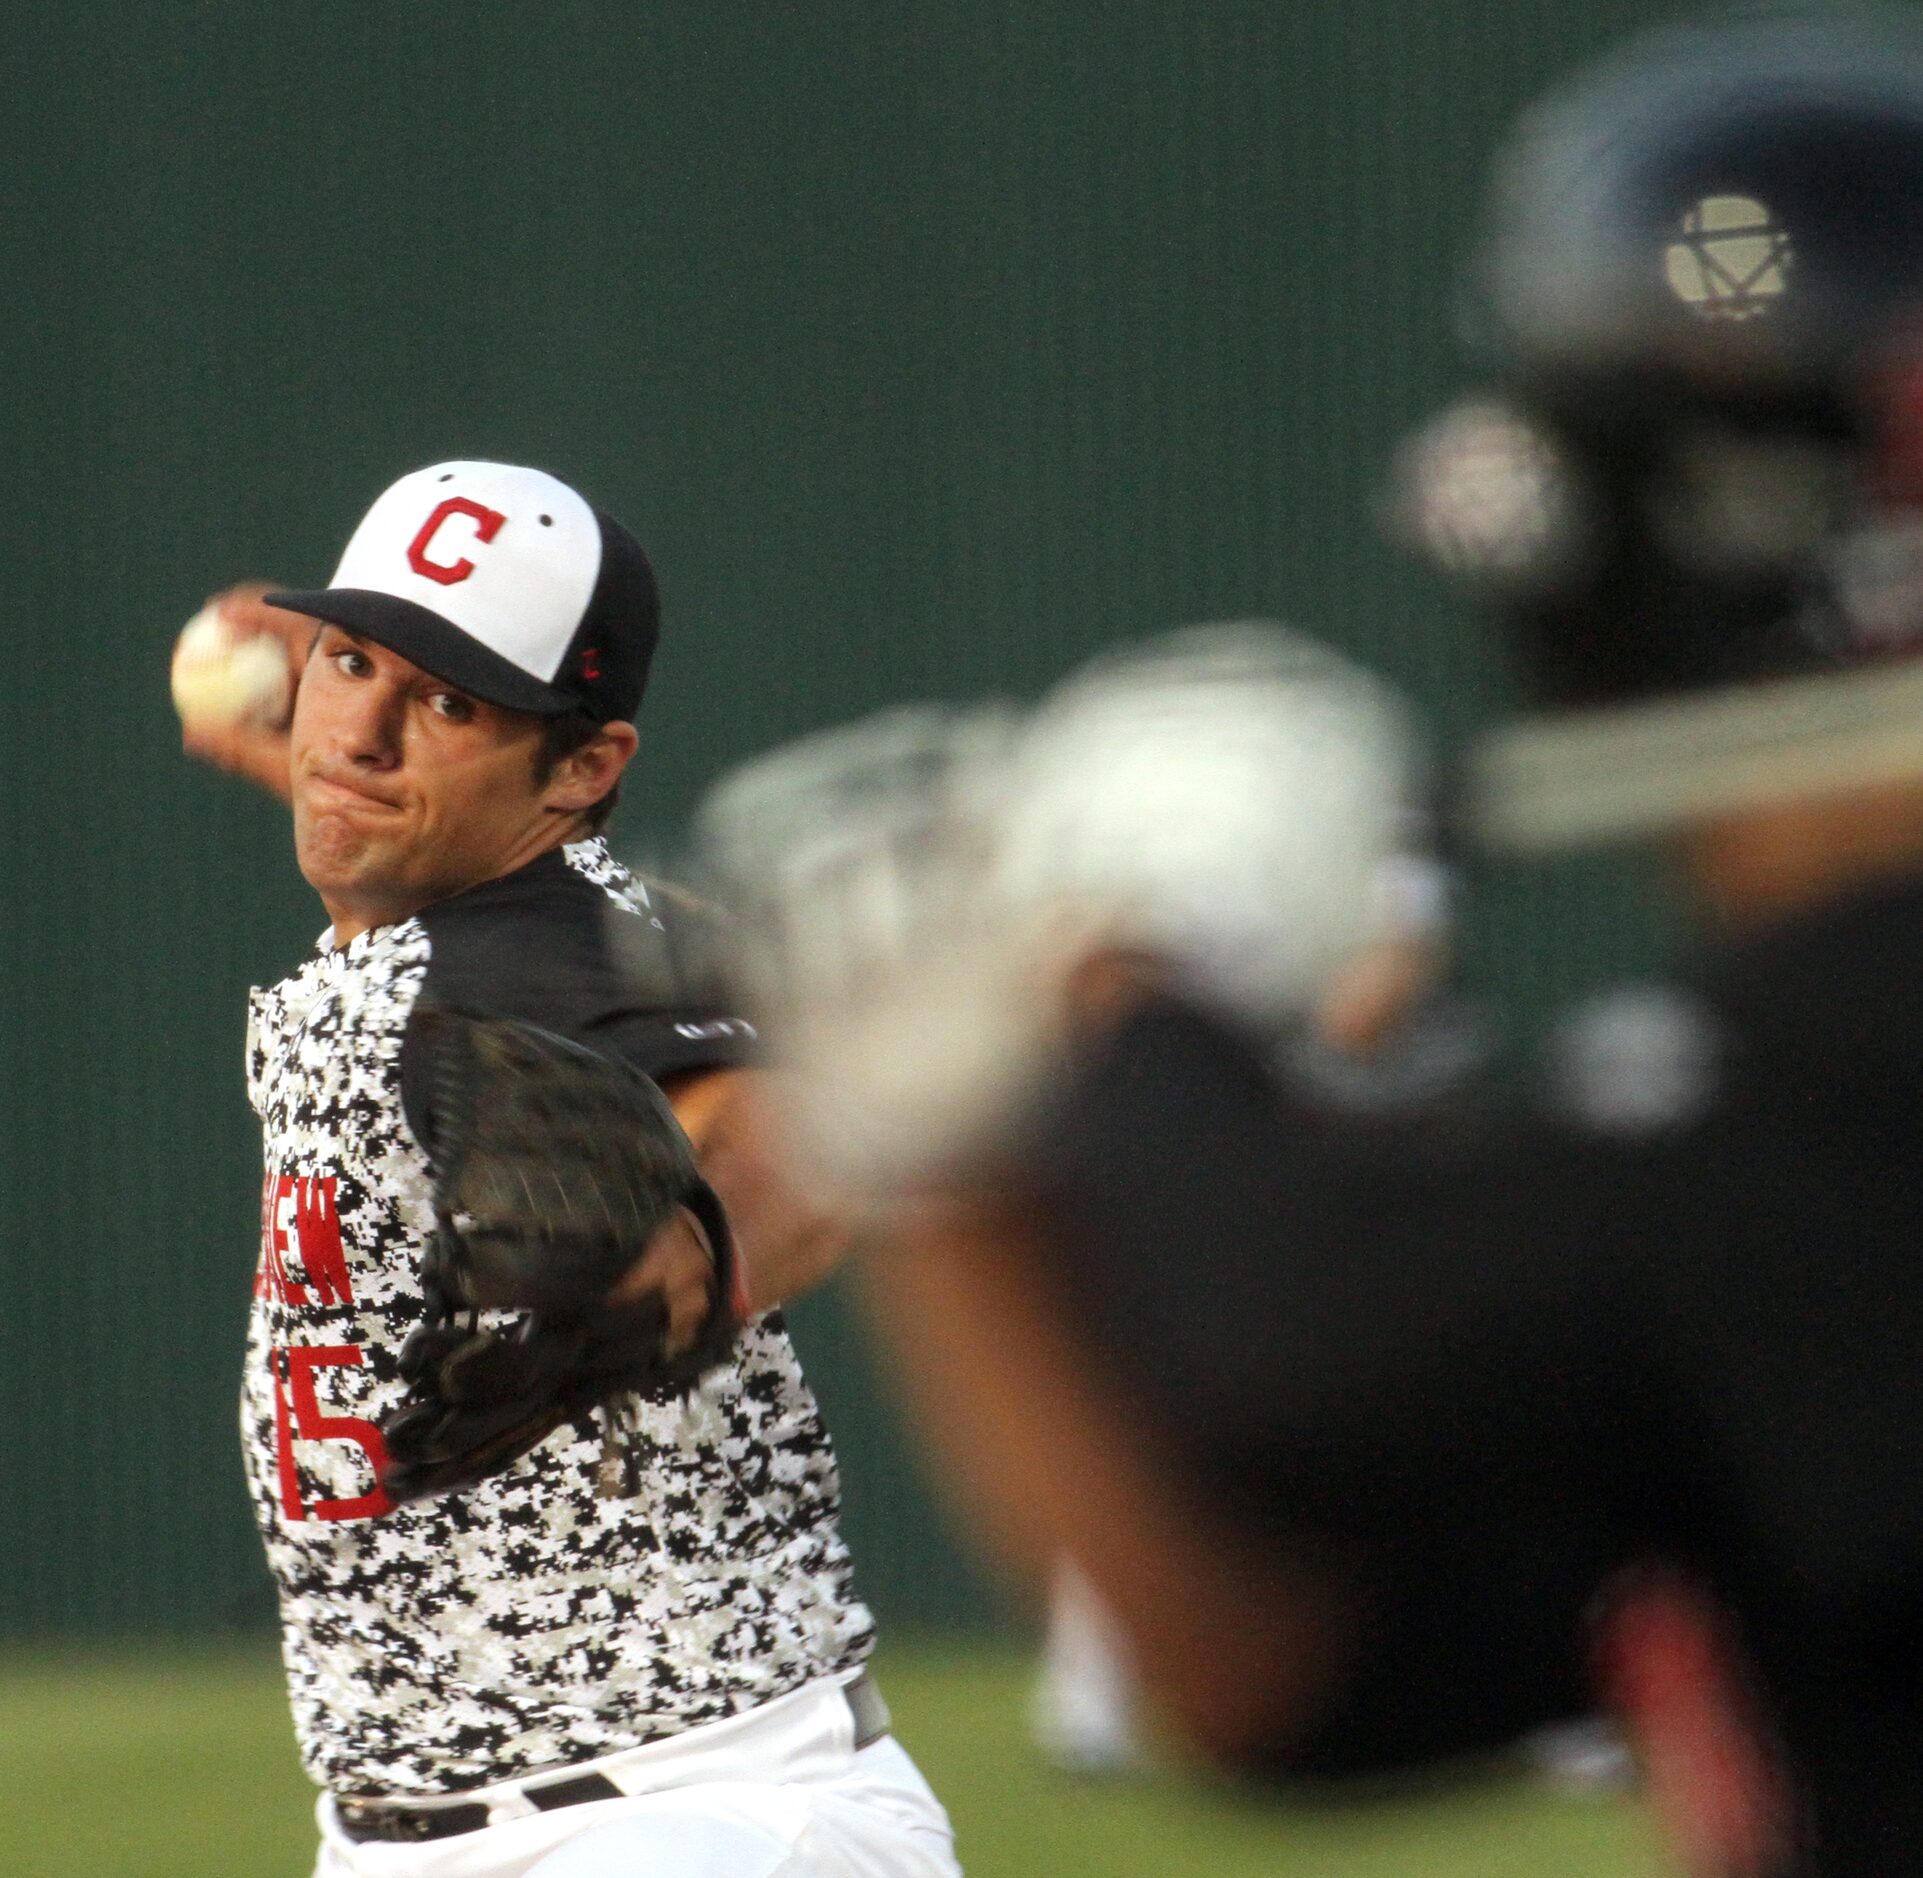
[406,497,506,586]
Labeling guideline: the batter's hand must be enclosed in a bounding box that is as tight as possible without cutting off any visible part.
[176,582,311,802]
[696,624,1416,1197]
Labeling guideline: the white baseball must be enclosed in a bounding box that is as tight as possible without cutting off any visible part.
[170,604,293,729]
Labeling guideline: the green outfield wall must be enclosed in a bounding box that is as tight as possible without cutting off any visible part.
[2,0,1684,1637]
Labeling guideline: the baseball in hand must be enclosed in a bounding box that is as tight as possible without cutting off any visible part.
[170,603,293,729]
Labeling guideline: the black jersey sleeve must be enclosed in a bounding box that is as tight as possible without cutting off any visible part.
[398,860,757,1157]
[587,876,760,1082]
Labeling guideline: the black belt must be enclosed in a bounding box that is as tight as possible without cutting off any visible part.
[337,1674,891,1846]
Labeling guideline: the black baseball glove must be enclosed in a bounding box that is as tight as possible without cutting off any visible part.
[379,1007,740,1505]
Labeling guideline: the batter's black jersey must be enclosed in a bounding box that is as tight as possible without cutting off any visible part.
[1033,870,1923,1874]
[243,838,874,1797]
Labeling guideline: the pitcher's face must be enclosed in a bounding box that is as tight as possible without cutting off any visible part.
[290,626,553,936]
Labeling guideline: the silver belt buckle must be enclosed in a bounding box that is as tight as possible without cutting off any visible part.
[845,1670,891,1749]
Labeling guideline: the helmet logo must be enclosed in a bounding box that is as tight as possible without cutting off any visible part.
[1663,195,1793,321]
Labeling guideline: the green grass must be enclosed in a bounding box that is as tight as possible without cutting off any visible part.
[0,1641,1668,1876]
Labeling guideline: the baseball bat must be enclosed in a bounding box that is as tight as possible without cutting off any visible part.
[1467,660,1923,853]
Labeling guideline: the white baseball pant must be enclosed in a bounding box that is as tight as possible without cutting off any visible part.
[311,1674,960,1878]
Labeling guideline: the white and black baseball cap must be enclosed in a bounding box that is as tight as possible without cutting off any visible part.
[268,461,660,722]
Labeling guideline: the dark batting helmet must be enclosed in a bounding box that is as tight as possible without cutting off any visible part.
[1400,10,1923,714]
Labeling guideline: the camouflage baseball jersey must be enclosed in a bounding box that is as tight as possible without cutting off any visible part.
[240,838,875,1797]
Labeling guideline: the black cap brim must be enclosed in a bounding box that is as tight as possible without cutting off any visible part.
[263,588,583,717]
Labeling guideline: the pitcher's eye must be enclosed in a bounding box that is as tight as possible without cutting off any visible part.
[332,648,372,678]
[428,691,476,724]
